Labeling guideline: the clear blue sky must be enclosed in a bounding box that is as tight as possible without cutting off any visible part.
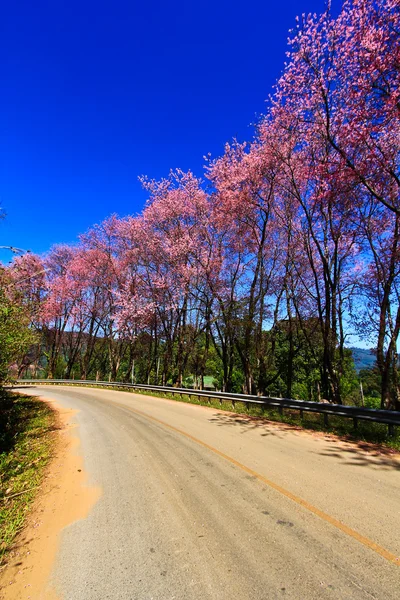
[1,0,331,260]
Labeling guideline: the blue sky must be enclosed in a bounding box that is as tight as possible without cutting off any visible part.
[1,0,331,261]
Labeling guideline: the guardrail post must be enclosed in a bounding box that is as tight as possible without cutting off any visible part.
[278,406,283,416]
[231,399,236,410]
[300,409,304,419]
[353,417,358,431]
[388,423,395,437]
[324,413,329,428]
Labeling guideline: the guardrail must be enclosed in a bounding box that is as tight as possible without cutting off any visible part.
[14,379,400,436]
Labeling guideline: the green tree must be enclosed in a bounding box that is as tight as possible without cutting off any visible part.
[0,272,37,383]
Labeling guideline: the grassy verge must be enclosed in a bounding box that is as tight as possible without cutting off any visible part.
[0,392,57,565]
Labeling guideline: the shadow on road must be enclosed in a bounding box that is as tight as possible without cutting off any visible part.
[208,412,400,472]
[315,443,400,471]
[208,412,294,439]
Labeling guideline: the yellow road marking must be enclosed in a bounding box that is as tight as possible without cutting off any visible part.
[114,401,400,567]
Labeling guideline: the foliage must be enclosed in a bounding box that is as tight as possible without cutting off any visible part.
[359,367,382,399]
[0,271,38,383]
[0,392,56,563]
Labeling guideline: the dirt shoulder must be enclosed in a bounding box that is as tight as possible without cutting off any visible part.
[0,397,101,600]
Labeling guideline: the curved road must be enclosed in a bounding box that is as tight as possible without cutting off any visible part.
[17,385,400,599]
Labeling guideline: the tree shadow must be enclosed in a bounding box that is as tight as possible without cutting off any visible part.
[314,442,400,472]
[208,411,400,472]
[208,412,299,439]
[0,391,60,455]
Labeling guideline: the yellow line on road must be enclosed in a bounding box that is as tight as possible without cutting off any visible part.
[116,401,400,567]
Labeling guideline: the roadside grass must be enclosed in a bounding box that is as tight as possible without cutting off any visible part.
[0,392,57,565]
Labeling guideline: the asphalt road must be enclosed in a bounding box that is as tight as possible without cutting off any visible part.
[18,385,400,599]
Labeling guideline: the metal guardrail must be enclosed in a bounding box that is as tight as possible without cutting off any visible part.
[15,379,400,436]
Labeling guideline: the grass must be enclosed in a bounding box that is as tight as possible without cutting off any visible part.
[0,391,57,565]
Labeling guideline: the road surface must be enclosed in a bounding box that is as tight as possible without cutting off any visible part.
[15,385,400,599]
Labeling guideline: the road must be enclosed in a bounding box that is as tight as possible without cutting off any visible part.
[15,385,400,599]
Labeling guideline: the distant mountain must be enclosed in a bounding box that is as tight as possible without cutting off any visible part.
[349,347,376,372]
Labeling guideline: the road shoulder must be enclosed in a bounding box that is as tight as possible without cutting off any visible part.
[0,397,101,600]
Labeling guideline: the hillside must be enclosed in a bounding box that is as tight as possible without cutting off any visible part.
[349,347,376,372]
